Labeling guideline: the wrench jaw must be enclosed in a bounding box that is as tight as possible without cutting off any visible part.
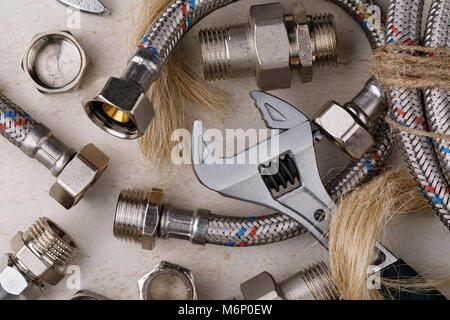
[250,91,309,130]
[57,0,110,15]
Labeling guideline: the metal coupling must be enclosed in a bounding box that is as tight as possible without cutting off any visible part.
[138,261,197,300]
[0,93,110,209]
[0,217,78,300]
[240,261,339,300]
[199,2,337,90]
[83,47,163,139]
[113,189,210,250]
[313,78,386,159]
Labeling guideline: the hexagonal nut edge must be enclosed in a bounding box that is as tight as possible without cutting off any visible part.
[50,143,110,209]
[297,24,313,83]
[241,271,283,300]
[292,2,308,25]
[249,3,291,90]
[0,255,29,297]
[83,77,155,139]
[314,101,375,159]
[10,232,65,286]
[142,189,164,250]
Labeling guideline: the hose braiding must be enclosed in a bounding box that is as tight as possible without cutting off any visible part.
[386,0,450,229]
[0,93,37,147]
[139,0,393,246]
[423,0,450,183]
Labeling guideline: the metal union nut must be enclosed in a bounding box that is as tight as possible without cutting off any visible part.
[241,271,283,300]
[314,101,375,159]
[50,144,110,209]
[138,261,197,300]
[249,3,291,90]
[83,77,154,139]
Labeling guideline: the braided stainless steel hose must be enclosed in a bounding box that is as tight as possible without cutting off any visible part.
[386,0,450,229]
[424,0,450,183]
[0,93,110,209]
[104,0,392,247]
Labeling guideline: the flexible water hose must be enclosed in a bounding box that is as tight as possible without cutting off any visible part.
[424,0,450,183]
[137,0,393,246]
[386,0,450,229]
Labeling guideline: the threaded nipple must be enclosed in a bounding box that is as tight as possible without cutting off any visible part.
[301,261,339,300]
[22,217,78,268]
[308,14,338,66]
[113,189,162,247]
[199,27,232,81]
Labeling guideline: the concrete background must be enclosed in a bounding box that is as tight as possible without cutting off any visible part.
[0,0,448,299]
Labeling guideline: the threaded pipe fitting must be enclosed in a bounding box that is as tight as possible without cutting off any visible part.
[279,261,339,300]
[198,2,338,89]
[308,14,338,66]
[22,217,78,269]
[113,189,163,250]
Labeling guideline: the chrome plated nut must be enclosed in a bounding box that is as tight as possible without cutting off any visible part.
[83,77,154,139]
[22,31,89,94]
[0,255,29,297]
[249,3,291,90]
[241,271,283,300]
[50,144,110,209]
[10,232,64,286]
[138,261,197,300]
[297,24,313,83]
[314,101,375,159]
[140,189,163,250]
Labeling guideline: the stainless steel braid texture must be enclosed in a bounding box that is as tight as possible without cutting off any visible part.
[140,0,392,245]
[0,93,36,147]
[386,0,450,229]
[424,0,450,183]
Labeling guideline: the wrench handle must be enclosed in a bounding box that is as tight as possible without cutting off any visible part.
[380,259,447,300]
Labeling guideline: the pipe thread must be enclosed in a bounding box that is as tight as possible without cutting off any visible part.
[113,189,153,243]
[22,217,78,268]
[300,261,339,300]
[199,27,232,81]
[308,14,338,66]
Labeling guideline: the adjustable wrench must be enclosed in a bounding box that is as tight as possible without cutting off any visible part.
[192,91,446,300]
[57,0,109,15]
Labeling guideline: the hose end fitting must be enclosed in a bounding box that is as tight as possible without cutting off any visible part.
[113,189,163,250]
[83,48,162,139]
[114,189,210,250]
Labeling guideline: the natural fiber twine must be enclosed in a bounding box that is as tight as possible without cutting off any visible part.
[330,168,450,300]
[369,44,450,90]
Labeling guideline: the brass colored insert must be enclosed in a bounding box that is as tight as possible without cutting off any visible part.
[102,103,130,123]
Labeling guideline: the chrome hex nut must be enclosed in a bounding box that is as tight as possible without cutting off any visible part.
[83,77,154,139]
[10,232,64,286]
[241,271,283,300]
[314,101,375,159]
[138,261,197,300]
[22,31,89,94]
[0,254,29,297]
[50,144,110,209]
[249,3,291,90]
